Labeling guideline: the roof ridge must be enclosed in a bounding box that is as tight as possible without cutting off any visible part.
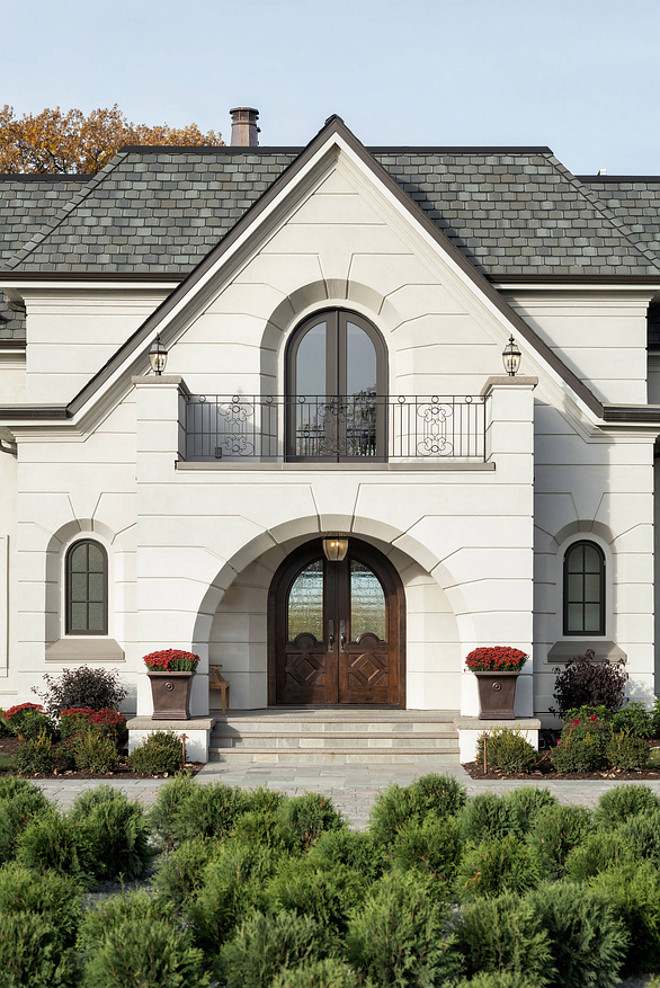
[3,152,129,271]
[544,153,660,274]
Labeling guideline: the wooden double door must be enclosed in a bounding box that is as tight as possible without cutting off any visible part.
[268,539,405,705]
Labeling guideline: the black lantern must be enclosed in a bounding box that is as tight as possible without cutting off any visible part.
[502,336,521,377]
[149,334,168,376]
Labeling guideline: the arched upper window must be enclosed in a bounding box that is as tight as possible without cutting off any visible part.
[563,540,605,636]
[285,309,387,461]
[65,540,108,635]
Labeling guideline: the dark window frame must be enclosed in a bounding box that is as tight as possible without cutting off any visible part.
[284,308,388,462]
[65,539,108,636]
[563,539,606,636]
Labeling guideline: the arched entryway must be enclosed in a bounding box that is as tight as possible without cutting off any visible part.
[267,538,405,705]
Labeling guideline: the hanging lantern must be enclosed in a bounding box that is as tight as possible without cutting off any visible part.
[322,534,349,562]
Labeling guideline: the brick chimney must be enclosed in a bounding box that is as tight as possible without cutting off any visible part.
[230,107,260,147]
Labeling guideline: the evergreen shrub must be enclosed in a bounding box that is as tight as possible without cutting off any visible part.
[266,858,367,939]
[458,793,522,842]
[389,812,463,887]
[0,782,50,863]
[13,729,57,774]
[128,730,182,775]
[527,880,627,988]
[453,892,552,982]
[306,828,386,882]
[71,730,119,773]
[153,837,218,909]
[148,772,200,850]
[564,828,633,881]
[501,788,558,835]
[218,910,328,988]
[590,861,660,975]
[16,809,97,883]
[271,958,359,988]
[276,792,344,853]
[151,778,247,847]
[368,773,466,846]
[0,911,76,988]
[476,728,539,773]
[454,975,542,988]
[527,804,593,878]
[456,834,543,900]
[346,870,463,987]
[594,784,660,829]
[0,863,81,944]
[612,701,653,738]
[82,793,152,880]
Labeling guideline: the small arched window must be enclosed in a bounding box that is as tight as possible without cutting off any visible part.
[563,540,605,636]
[65,540,108,635]
[285,309,387,461]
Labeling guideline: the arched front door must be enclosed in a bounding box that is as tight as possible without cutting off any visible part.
[268,539,405,705]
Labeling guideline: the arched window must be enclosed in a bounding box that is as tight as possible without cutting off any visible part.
[285,309,387,461]
[563,540,605,636]
[65,540,108,635]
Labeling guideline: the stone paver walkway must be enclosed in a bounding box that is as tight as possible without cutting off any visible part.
[34,762,660,830]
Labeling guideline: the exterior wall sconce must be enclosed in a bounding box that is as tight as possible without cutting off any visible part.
[149,334,168,376]
[502,336,522,376]
[322,535,349,562]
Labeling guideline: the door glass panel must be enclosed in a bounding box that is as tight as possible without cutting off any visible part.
[346,322,377,456]
[350,560,386,641]
[288,560,324,642]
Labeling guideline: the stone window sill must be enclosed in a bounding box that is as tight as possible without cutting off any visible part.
[546,640,625,666]
[45,638,125,663]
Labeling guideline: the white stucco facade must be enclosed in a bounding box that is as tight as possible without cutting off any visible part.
[1,118,659,729]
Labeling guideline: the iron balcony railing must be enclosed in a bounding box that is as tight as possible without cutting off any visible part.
[184,394,486,462]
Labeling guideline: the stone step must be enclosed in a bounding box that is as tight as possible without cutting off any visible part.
[208,746,461,765]
[212,732,460,750]
[211,718,457,734]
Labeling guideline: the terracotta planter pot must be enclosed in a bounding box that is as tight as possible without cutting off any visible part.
[147,670,194,720]
[473,670,520,720]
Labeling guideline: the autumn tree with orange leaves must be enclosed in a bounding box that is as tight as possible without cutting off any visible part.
[0,105,223,174]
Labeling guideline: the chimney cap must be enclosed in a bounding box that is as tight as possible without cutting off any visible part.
[230,107,260,147]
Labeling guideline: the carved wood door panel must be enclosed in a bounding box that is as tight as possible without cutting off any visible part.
[269,540,404,706]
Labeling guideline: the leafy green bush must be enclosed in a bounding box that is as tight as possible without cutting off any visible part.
[60,707,128,746]
[71,730,119,773]
[153,837,218,909]
[454,975,541,988]
[652,696,660,739]
[148,772,201,850]
[612,701,653,738]
[458,793,522,842]
[590,861,660,975]
[0,782,50,863]
[368,774,466,846]
[13,729,57,774]
[605,727,649,770]
[306,828,386,882]
[0,863,81,944]
[218,910,328,988]
[613,807,660,864]
[551,649,628,718]
[266,858,367,939]
[501,788,558,835]
[453,892,552,982]
[456,834,543,900]
[346,870,463,987]
[34,665,127,716]
[594,784,660,829]
[187,839,283,952]
[82,793,152,880]
[271,958,359,988]
[0,911,76,988]
[527,804,593,878]
[79,889,209,988]
[476,728,539,773]
[276,792,344,853]
[550,714,608,772]
[128,731,182,775]
[389,813,463,887]
[527,880,627,988]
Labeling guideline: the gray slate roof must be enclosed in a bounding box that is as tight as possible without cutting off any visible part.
[2,146,660,341]
[0,176,88,340]
[578,177,660,262]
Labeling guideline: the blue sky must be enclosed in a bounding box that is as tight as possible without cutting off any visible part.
[4,0,659,174]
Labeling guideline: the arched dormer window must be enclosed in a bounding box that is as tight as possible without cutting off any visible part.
[285,309,387,461]
[65,540,108,635]
[563,540,605,636]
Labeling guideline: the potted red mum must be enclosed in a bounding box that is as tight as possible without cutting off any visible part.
[465,646,527,720]
[144,649,200,720]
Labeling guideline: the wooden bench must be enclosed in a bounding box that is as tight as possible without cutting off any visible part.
[208,664,230,715]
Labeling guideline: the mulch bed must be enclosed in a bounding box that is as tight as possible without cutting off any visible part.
[0,735,203,780]
[463,747,660,781]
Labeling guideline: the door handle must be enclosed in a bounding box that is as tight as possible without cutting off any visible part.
[327,619,334,653]
[339,619,346,652]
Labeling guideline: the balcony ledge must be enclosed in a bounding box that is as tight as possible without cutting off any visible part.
[176,460,496,472]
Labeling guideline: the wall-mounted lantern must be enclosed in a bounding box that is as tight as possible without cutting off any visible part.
[502,336,521,377]
[149,334,168,376]
[322,534,349,562]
